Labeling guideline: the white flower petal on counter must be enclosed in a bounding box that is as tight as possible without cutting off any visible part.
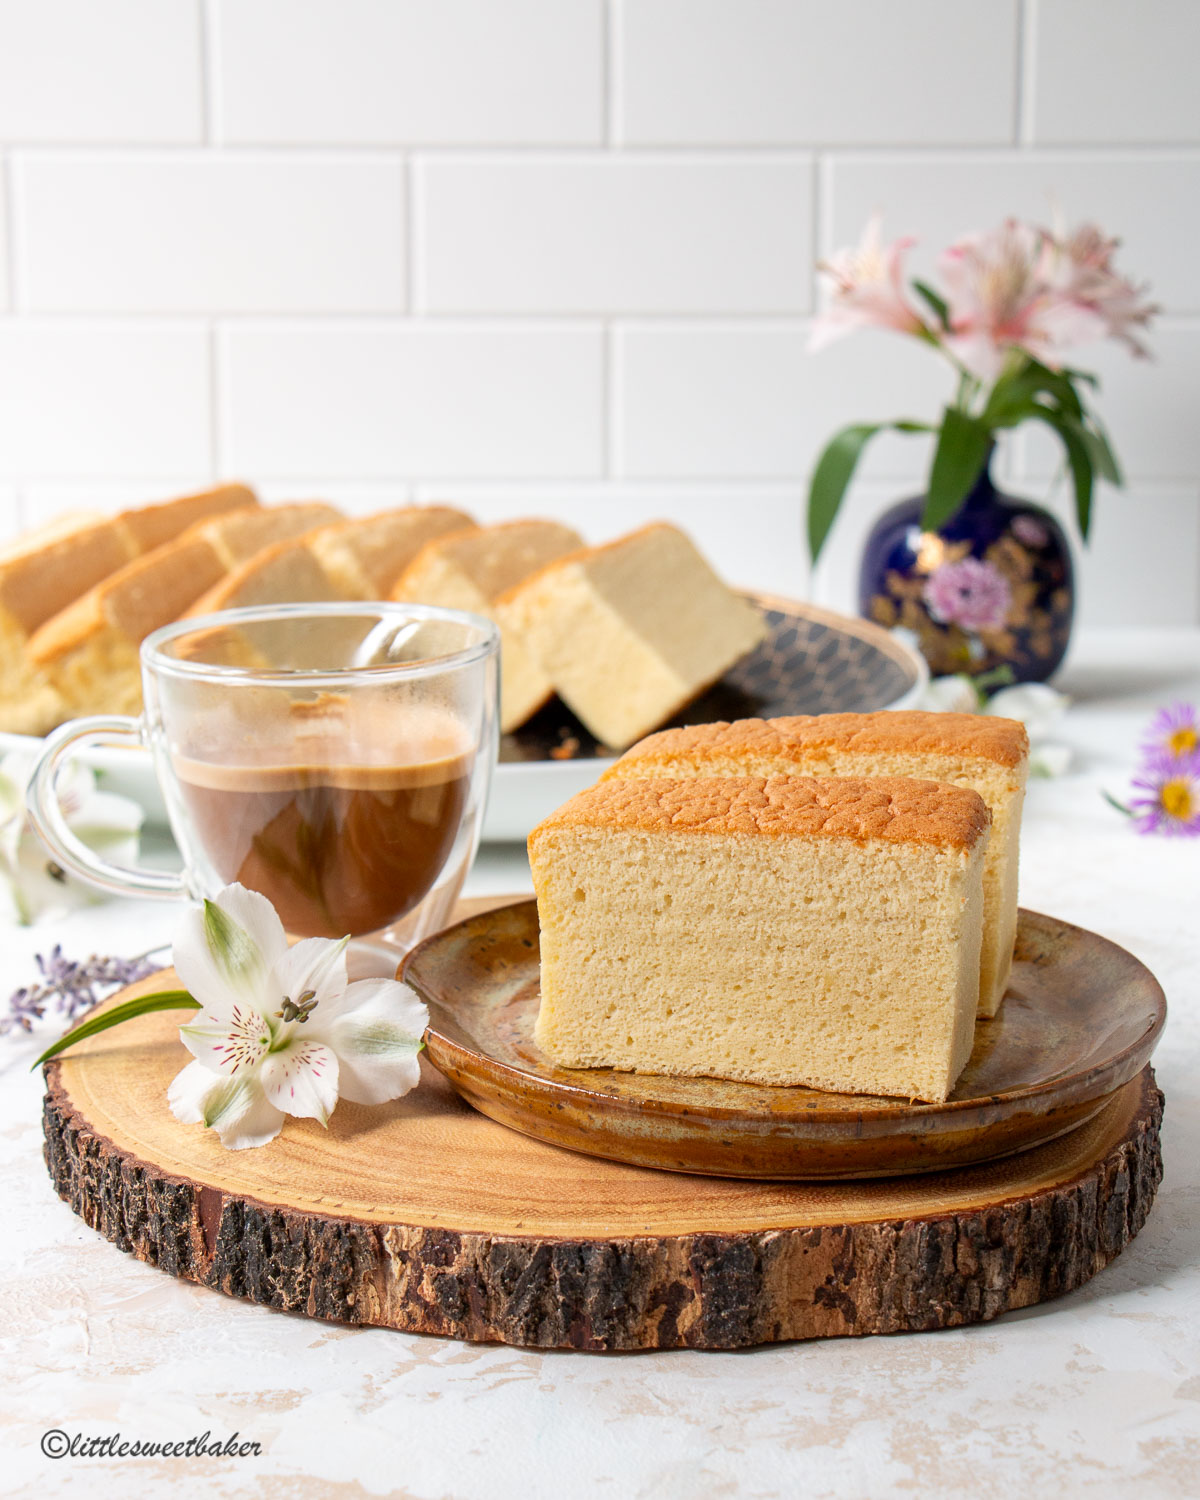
[987,682,1070,739]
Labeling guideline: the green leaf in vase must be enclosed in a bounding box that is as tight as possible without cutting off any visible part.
[921,407,992,532]
[807,420,930,563]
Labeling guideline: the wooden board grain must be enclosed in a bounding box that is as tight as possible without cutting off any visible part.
[42,896,1164,1351]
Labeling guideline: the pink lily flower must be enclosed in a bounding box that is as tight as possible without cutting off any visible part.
[939,220,1106,381]
[1040,222,1158,358]
[809,215,924,352]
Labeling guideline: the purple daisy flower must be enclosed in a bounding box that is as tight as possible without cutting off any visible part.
[923,557,1012,632]
[1129,749,1200,837]
[1141,701,1200,762]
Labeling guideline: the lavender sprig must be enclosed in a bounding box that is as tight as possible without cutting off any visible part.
[2,946,167,1037]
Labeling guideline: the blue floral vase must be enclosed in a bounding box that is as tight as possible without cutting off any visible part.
[858,453,1073,684]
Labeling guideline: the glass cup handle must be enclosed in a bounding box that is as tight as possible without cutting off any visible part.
[25,715,186,901]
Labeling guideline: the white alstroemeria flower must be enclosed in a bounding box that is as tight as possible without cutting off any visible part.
[986,682,1073,777]
[914,675,980,715]
[1028,742,1073,779]
[985,682,1069,738]
[905,677,1074,777]
[167,883,428,1150]
[0,751,144,925]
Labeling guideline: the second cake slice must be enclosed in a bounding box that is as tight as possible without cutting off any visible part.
[603,712,1028,1018]
[530,774,990,1103]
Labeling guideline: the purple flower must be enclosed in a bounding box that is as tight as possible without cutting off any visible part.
[1141,701,1200,762]
[923,557,1012,632]
[1129,750,1200,837]
[1012,514,1050,548]
[1,947,161,1037]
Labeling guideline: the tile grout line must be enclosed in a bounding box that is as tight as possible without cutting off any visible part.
[601,323,614,479]
[810,152,824,314]
[15,472,1199,493]
[199,0,217,145]
[408,156,424,316]
[2,149,17,316]
[402,154,415,315]
[6,141,1200,161]
[208,321,224,479]
[604,0,618,147]
[5,310,1200,328]
[1012,0,1026,149]
[1019,0,1038,147]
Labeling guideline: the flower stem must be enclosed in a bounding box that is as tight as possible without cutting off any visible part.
[32,989,199,1069]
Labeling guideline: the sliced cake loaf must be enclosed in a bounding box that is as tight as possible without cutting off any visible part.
[393,519,583,732]
[306,506,473,597]
[0,483,258,733]
[498,523,768,750]
[603,712,1029,1018]
[109,483,259,554]
[529,774,990,1103]
[193,501,340,572]
[187,505,476,615]
[28,501,341,720]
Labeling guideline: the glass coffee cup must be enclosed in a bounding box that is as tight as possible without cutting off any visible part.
[26,603,499,974]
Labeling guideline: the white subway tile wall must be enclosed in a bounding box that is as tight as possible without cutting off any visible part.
[0,0,1195,628]
[0,1,202,145]
[415,156,813,314]
[221,323,604,478]
[19,155,408,313]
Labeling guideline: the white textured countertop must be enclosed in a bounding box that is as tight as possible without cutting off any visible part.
[2,627,1198,1499]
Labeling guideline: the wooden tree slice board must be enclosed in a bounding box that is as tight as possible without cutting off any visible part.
[42,898,1164,1352]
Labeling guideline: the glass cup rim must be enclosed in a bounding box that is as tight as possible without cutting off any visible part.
[141,601,501,687]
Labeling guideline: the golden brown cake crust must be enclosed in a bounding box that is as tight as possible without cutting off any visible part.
[533,774,990,849]
[612,711,1029,771]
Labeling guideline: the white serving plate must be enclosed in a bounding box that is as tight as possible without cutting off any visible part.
[0,728,601,844]
[2,595,925,845]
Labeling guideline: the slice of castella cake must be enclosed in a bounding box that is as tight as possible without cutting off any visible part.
[496,524,767,750]
[529,774,990,1103]
[602,712,1028,1018]
[392,519,582,733]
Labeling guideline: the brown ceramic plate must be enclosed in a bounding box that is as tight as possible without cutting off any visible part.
[404,901,1166,1180]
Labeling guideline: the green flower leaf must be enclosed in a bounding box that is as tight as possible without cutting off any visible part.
[921,407,992,532]
[32,989,199,1069]
[807,420,930,563]
[1024,407,1096,541]
[983,359,1085,428]
[911,279,950,330]
[808,423,882,564]
[1074,409,1123,487]
[203,899,263,989]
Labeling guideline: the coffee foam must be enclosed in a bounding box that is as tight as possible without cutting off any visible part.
[173,694,475,791]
